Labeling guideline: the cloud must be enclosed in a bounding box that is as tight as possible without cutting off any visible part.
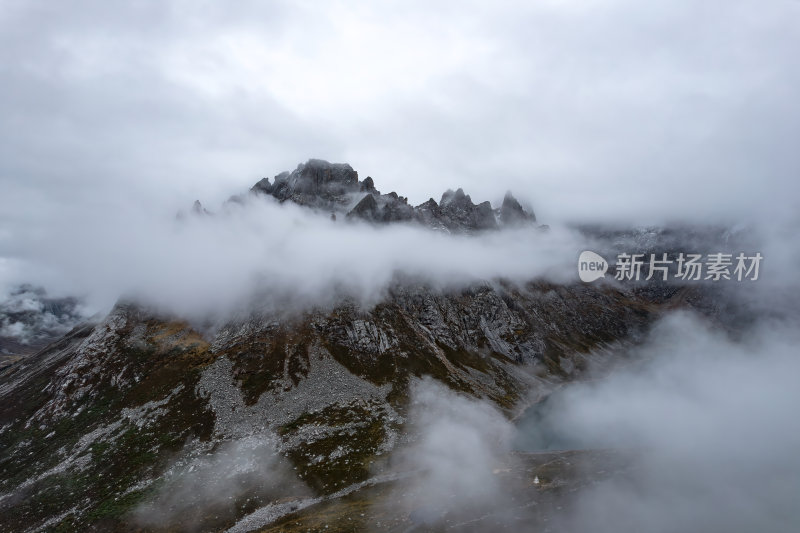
[381,377,515,526]
[0,192,586,315]
[133,435,308,532]
[519,312,800,532]
[1,0,799,260]
[0,284,85,345]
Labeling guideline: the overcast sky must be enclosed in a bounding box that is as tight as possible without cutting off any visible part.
[1,0,799,296]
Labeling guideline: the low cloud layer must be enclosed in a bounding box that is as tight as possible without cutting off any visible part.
[134,436,307,532]
[3,185,794,322]
[0,284,85,347]
[534,313,800,532]
[383,378,515,526]
[390,310,800,532]
[1,194,587,315]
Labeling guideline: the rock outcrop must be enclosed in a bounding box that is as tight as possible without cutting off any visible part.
[251,159,537,233]
[500,191,536,225]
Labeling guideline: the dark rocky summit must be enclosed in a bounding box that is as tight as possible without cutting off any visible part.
[252,159,359,211]
[500,191,536,225]
[250,159,537,233]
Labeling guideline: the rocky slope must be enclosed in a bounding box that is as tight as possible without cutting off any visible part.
[0,160,723,532]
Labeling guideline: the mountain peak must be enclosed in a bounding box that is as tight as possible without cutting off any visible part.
[249,159,537,233]
[440,187,472,207]
[501,191,536,225]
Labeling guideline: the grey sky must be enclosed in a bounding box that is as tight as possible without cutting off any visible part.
[1,0,799,298]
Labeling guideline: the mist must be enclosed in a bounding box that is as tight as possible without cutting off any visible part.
[380,310,800,532]
[5,178,793,321]
[536,313,800,532]
[133,436,308,532]
[0,284,85,344]
[384,378,515,525]
[0,193,587,317]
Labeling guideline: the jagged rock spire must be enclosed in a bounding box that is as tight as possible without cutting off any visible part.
[249,159,537,233]
[500,191,536,224]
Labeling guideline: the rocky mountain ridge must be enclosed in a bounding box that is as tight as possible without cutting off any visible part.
[248,159,535,233]
[0,276,702,532]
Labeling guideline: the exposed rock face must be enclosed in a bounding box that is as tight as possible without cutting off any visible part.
[438,188,498,231]
[500,191,536,225]
[0,272,711,531]
[251,159,361,211]
[346,193,380,222]
[251,159,536,233]
[360,176,376,193]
